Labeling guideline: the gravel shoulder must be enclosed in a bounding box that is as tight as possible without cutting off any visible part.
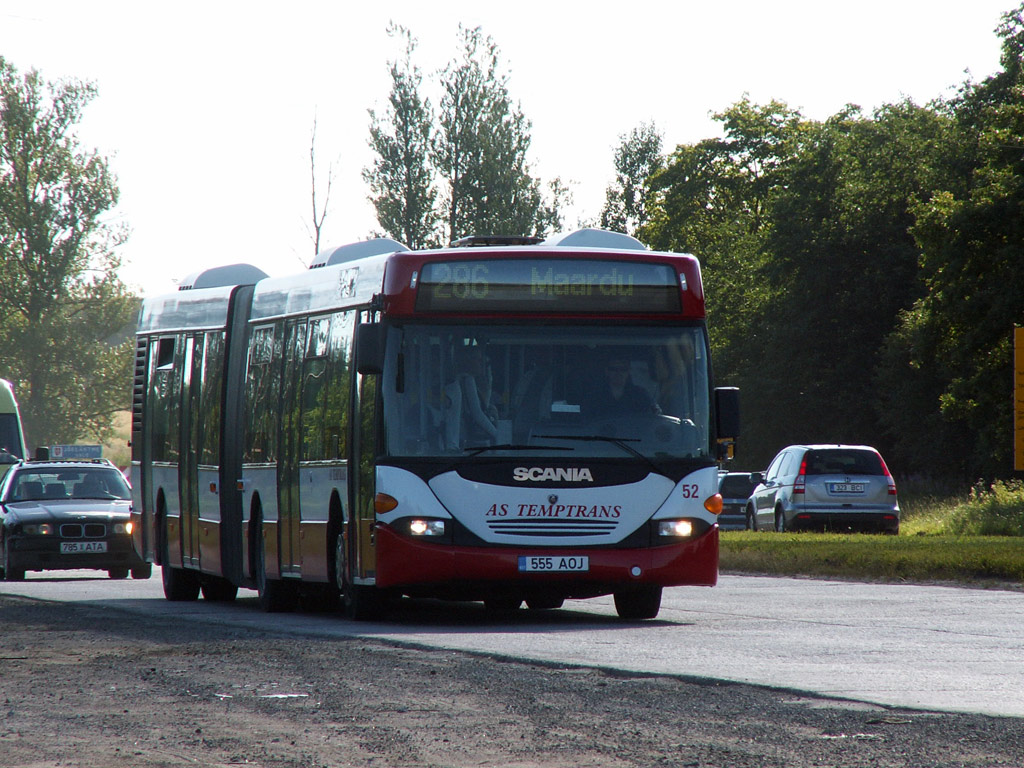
[1,594,1022,768]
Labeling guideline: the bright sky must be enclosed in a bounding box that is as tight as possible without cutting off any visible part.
[0,0,1015,295]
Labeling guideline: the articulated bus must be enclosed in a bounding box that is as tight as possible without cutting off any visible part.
[131,228,739,620]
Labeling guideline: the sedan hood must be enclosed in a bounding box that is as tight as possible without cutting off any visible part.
[2,500,131,524]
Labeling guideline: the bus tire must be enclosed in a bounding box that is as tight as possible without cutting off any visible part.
[131,564,153,580]
[334,530,384,620]
[160,514,200,601]
[201,576,239,602]
[613,585,662,620]
[254,522,297,613]
[526,595,564,611]
[484,597,523,613]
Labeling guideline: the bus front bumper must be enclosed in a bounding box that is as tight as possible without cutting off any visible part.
[374,523,718,593]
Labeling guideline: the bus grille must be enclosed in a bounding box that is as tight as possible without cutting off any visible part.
[486,518,618,537]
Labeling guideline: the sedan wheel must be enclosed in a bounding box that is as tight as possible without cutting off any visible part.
[746,506,757,532]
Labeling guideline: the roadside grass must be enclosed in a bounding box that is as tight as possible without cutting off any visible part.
[720,479,1024,587]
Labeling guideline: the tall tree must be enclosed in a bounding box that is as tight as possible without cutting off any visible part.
[307,113,334,255]
[878,3,1024,479]
[0,58,134,449]
[363,24,438,250]
[600,122,663,236]
[433,25,553,242]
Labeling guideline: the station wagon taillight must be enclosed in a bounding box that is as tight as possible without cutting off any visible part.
[793,458,807,494]
[879,454,897,496]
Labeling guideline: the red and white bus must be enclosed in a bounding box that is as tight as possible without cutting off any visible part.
[130,228,739,619]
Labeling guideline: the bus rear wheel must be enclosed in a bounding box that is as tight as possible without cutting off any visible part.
[160,516,199,601]
[255,536,297,613]
[613,585,662,620]
[201,576,239,602]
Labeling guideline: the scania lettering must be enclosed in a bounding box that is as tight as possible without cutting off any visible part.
[130,228,739,621]
[513,467,594,482]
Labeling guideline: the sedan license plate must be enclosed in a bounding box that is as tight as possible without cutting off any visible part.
[60,541,108,554]
[518,555,589,573]
[830,482,865,494]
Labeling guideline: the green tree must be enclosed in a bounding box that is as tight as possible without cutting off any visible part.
[600,122,663,236]
[433,25,558,241]
[879,3,1024,479]
[363,24,438,250]
[0,58,135,449]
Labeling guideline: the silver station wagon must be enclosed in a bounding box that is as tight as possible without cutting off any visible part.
[746,444,900,534]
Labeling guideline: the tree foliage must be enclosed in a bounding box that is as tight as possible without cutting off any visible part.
[363,24,438,250]
[600,122,663,236]
[365,25,565,245]
[0,58,134,449]
[639,4,1024,479]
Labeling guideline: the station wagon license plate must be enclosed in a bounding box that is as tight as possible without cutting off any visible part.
[830,483,865,494]
[518,555,589,573]
[60,541,107,554]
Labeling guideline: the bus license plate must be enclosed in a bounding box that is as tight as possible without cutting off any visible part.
[60,541,108,554]
[518,555,589,573]
[830,483,864,494]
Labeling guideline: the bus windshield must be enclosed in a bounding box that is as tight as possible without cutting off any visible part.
[381,323,710,460]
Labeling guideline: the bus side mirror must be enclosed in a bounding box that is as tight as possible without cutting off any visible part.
[355,322,385,375]
[715,387,740,440]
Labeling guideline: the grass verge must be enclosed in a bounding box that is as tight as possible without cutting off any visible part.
[719,531,1024,587]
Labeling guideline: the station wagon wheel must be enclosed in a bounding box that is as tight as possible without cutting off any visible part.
[775,508,787,532]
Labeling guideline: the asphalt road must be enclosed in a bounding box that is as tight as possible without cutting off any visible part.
[3,571,1021,718]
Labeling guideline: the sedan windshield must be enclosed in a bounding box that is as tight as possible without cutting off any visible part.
[5,468,130,502]
[381,323,711,460]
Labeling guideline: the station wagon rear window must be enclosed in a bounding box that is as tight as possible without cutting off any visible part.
[804,450,884,476]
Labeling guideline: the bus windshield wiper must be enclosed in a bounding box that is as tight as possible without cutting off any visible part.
[533,433,664,474]
[463,443,571,456]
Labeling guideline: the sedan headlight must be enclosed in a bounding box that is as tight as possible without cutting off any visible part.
[22,523,54,535]
[114,522,133,535]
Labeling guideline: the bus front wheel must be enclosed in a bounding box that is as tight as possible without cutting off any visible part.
[334,531,385,621]
[613,585,662,620]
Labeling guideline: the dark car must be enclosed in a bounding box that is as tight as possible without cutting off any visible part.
[0,459,151,580]
[747,444,900,533]
[717,471,758,530]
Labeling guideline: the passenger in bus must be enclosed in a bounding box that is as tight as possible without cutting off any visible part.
[444,345,499,448]
[653,342,691,419]
[583,355,661,417]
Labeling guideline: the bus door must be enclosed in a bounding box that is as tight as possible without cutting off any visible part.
[350,310,378,583]
[180,334,203,569]
[278,319,306,577]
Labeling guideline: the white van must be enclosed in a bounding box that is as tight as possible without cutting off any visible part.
[0,378,27,464]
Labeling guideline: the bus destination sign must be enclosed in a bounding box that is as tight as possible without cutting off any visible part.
[414,259,682,313]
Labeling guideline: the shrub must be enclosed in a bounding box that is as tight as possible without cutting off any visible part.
[945,480,1024,537]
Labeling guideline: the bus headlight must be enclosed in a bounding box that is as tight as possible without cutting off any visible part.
[408,519,446,537]
[658,520,694,538]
